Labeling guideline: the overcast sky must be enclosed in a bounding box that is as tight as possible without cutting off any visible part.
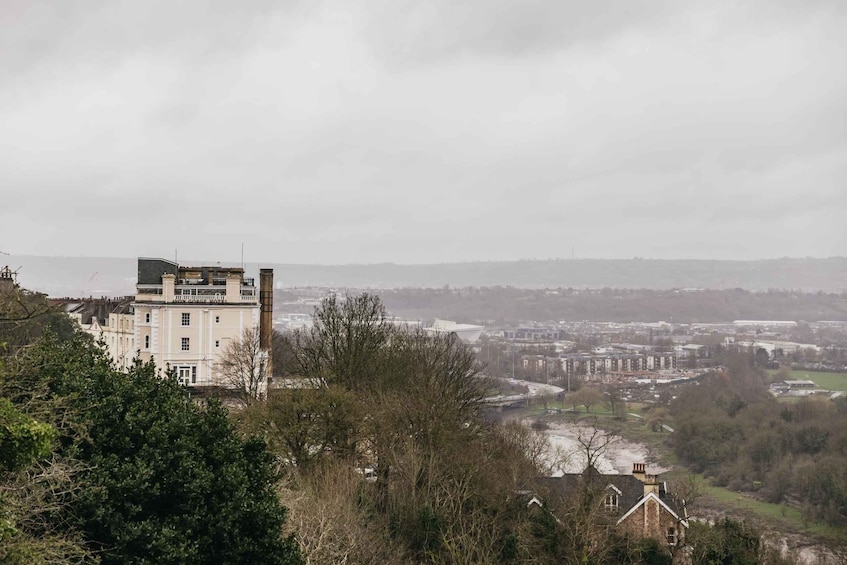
[1,0,845,264]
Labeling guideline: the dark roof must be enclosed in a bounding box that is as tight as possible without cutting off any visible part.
[53,296,134,325]
[137,258,179,285]
[534,467,683,518]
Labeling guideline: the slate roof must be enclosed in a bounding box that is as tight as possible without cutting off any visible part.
[534,466,684,519]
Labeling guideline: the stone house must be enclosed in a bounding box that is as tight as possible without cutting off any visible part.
[533,463,689,555]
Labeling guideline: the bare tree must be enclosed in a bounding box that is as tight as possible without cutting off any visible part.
[500,420,569,477]
[567,387,602,414]
[666,471,700,560]
[219,327,268,406]
[279,461,405,564]
[293,293,392,391]
[646,407,670,432]
[604,386,628,420]
[574,418,620,471]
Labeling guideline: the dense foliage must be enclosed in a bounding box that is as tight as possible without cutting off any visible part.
[671,355,847,526]
[0,291,302,565]
[242,293,778,564]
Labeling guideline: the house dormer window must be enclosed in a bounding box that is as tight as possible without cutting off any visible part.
[604,484,622,511]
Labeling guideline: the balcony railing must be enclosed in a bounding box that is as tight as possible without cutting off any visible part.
[173,294,226,303]
[175,285,225,292]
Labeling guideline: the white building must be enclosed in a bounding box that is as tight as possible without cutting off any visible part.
[133,258,273,389]
[66,298,136,371]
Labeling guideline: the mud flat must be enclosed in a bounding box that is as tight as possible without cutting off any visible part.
[542,421,668,477]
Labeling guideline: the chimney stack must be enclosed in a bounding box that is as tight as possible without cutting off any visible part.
[632,463,659,495]
[259,268,274,374]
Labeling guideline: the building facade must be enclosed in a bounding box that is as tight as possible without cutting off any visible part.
[133,258,271,389]
[521,352,677,378]
[536,463,688,559]
[63,297,136,371]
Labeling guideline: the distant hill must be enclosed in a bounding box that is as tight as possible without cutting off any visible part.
[4,255,846,297]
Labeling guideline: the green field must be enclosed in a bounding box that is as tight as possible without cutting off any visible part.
[768,369,847,392]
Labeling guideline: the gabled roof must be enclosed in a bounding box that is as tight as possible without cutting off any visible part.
[616,491,689,528]
[534,466,687,527]
[535,470,646,514]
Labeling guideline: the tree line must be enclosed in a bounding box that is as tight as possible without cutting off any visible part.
[671,354,847,526]
[338,286,847,324]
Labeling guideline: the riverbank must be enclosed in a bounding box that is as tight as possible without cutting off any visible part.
[541,420,668,476]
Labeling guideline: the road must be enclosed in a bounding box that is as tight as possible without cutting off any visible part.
[484,377,564,405]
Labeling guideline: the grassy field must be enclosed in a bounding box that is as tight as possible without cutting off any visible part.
[694,480,843,539]
[768,369,847,392]
[527,403,845,543]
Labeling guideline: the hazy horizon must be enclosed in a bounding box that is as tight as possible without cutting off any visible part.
[5,255,846,297]
[4,252,846,267]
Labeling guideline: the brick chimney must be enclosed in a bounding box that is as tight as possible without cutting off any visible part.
[632,463,660,495]
[259,268,274,379]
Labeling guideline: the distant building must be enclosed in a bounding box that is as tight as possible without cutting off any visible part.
[732,320,798,328]
[64,258,275,394]
[62,297,136,371]
[426,319,484,343]
[533,463,688,555]
[521,352,676,378]
[502,327,563,341]
[133,258,273,390]
[783,380,816,388]
[0,265,17,291]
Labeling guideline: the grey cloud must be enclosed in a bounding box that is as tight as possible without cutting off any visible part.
[354,0,846,67]
[356,0,678,65]
[1,1,845,264]
[1,1,307,77]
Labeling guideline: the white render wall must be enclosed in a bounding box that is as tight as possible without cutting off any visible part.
[134,302,260,386]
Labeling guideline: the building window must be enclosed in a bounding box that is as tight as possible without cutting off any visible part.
[181,313,190,326]
[215,340,220,348]
[215,315,220,323]
[604,493,619,511]
[667,527,677,546]
[144,335,150,349]
[176,365,197,386]
[181,337,190,351]
[145,312,150,323]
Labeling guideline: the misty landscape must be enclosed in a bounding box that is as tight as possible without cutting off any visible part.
[2,1,847,564]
